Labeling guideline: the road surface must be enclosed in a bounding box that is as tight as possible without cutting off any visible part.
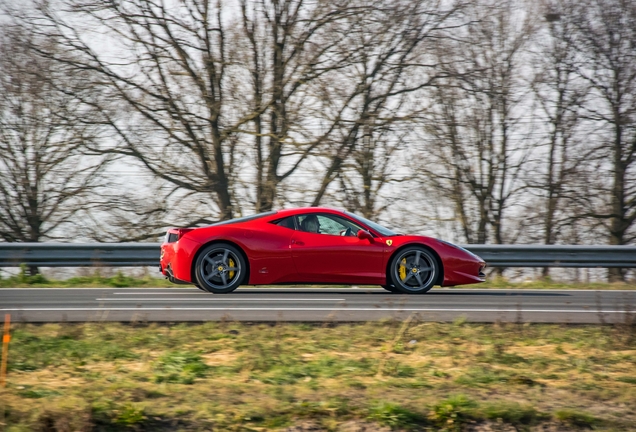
[1,287,635,323]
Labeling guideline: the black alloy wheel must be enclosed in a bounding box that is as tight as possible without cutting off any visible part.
[389,247,439,294]
[194,243,246,293]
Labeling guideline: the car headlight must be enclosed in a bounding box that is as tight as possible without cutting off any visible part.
[436,239,481,260]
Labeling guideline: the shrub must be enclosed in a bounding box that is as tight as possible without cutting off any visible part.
[428,395,477,431]
[17,387,61,399]
[114,403,146,425]
[367,402,426,428]
[616,376,636,384]
[153,351,210,384]
[482,402,545,425]
[554,409,598,427]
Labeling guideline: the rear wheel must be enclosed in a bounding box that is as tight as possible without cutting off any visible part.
[194,243,246,293]
[389,247,439,294]
[381,284,399,293]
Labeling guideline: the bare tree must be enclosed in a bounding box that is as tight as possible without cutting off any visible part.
[237,0,359,213]
[419,0,535,245]
[0,26,107,272]
[13,0,373,226]
[336,127,406,220]
[527,2,592,275]
[13,0,266,222]
[5,0,632,262]
[568,0,636,281]
[307,0,464,217]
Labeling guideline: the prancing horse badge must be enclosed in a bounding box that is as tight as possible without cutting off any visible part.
[385,240,393,246]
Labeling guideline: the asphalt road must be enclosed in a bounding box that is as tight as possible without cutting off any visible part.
[1,287,635,323]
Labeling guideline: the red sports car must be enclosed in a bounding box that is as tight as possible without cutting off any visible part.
[160,207,486,294]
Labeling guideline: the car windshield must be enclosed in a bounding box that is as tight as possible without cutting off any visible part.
[344,211,398,236]
[207,211,277,227]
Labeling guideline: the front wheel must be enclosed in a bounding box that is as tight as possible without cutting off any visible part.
[194,243,246,293]
[389,247,439,294]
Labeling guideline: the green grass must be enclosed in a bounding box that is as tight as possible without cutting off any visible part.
[0,265,174,288]
[1,321,635,431]
[152,351,211,384]
[467,275,636,290]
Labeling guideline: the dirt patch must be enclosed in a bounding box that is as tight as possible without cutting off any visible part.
[337,420,392,431]
[201,349,238,365]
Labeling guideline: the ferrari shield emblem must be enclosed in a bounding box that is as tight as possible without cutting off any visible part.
[386,240,393,246]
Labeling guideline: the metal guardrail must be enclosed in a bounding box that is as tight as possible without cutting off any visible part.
[0,243,160,267]
[0,243,635,268]
[465,244,636,268]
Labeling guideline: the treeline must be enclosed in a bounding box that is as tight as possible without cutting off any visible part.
[0,0,634,280]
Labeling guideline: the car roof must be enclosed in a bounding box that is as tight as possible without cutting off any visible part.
[272,207,345,218]
[266,207,386,236]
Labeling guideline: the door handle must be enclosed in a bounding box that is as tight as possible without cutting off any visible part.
[291,240,305,246]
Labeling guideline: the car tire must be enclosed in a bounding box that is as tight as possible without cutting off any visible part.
[389,247,439,294]
[381,284,399,293]
[194,243,246,294]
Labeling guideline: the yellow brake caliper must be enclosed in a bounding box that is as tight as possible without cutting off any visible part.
[228,258,235,280]
[399,258,407,281]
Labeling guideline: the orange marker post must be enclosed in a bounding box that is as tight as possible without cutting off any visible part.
[0,314,10,387]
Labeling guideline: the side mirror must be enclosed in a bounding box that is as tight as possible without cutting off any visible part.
[357,230,373,242]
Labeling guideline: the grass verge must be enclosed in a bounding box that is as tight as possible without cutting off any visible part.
[1,266,635,290]
[467,276,636,290]
[0,265,174,288]
[1,321,635,431]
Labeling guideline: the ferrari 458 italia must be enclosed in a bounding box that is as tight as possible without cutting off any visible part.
[160,207,486,294]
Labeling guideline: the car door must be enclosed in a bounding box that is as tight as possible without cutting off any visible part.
[290,213,385,284]
[242,217,299,284]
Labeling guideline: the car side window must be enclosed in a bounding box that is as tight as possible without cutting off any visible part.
[275,217,296,230]
[297,214,364,236]
[297,214,320,233]
[316,215,347,235]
